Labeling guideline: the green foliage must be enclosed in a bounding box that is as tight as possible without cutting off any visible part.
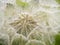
[55,0,60,4]
[12,35,27,45]
[0,34,8,45]
[55,32,60,45]
[16,0,29,8]
[0,39,8,45]
[57,6,60,10]
[26,40,44,45]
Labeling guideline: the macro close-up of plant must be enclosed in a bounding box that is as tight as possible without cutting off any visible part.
[0,0,60,45]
